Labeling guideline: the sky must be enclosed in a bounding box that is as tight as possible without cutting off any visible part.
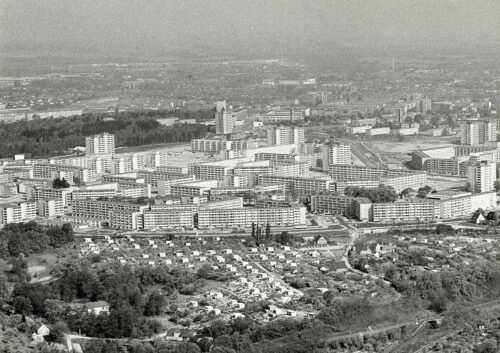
[1,0,500,55]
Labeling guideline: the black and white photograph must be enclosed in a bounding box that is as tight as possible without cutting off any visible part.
[1,1,500,352]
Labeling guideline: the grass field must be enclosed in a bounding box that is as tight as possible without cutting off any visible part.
[118,144,212,167]
[368,135,457,154]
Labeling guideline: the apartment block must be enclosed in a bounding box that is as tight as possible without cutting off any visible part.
[189,159,246,180]
[467,161,496,193]
[215,109,235,134]
[321,143,352,172]
[37,199,64,218]
[310,194,365,218]
[30,187,74,207]
[372,200,439,222]
[460,120,497,145]
[109,210,144,230]
[72,199,148,221]
[137,171,194,189]
[197,206,306,229]
[170,180,219,196]
[33,163,97,183]
[385,172,427,193]
[329,165,426,193]
[157,176,197,196]
[157,166,189,174]
[0,201,37,225]
[0,183,17,198]
[256,175,334,192]
[85,133,115,155]
[267,126,305,146]
[191,139,258,153]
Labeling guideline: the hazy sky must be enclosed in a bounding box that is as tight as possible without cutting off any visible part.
[1,0,500,54]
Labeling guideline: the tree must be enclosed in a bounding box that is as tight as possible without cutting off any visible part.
[144,291,166,316]
[465,181,472,192]
[13,296,33,314]
[473,339,497,353]
[197,264,213,279]
[417,185,433,198]
[494,180,500,192]
[265,223,271,240]
[52,177,70,189]
[174,342,201,353]
[435,224,453,235]
[50,321,70,342]
[0,275,8,300]
[8,254,31,283]
[401,188,414,198]
[212,348,236,353]
[276,231,294,246]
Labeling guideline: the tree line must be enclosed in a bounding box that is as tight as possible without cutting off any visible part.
[9,260,206,339]
[0,222,74,259]
[0,110,212,158]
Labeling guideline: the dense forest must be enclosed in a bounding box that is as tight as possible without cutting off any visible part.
[0,222,74,259]
[9,261,206,339]
[0,110,213,158]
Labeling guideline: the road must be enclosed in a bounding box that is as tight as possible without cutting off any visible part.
[75,226,350,240]
[335,138,385,168]
[237,243,304,298]
[383,299,500,353]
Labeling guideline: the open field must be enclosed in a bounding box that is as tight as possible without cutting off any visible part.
[368,135,457,154]
[26,251,68,283]
[426,175,467,190]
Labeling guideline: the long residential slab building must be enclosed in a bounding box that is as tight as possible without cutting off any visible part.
[310,191,496,222]
[71,197,306,230]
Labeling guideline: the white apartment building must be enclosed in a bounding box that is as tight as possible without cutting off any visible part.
[367,191,496,222]
[191,139,258,153]
[0,183,17,198]
[257,175,333,192]
[460,120,497,146]
[30,187,74,207]
[310,194,363,218]
[215,109,235,134]
[141,209,194,230]
[334,180,380,193]
[37,199,64,218]
[137,171,195,189]
[170,180,219,196]
[109,210,145,230]
[111,157,133,174]
[267,126,305,146]
[197,206,306,229]
[157,166,189,174]
[85,133,115,155]
[384,172,427,193]
[372,200,439,222]
[0,201,37,225]
[467,161,496,193]
[157,176,197,196]
[321,143,352,171]
[328,165,387,180]
[33,163,97,183]
[72,199,148,221]
[189,159,246,180]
